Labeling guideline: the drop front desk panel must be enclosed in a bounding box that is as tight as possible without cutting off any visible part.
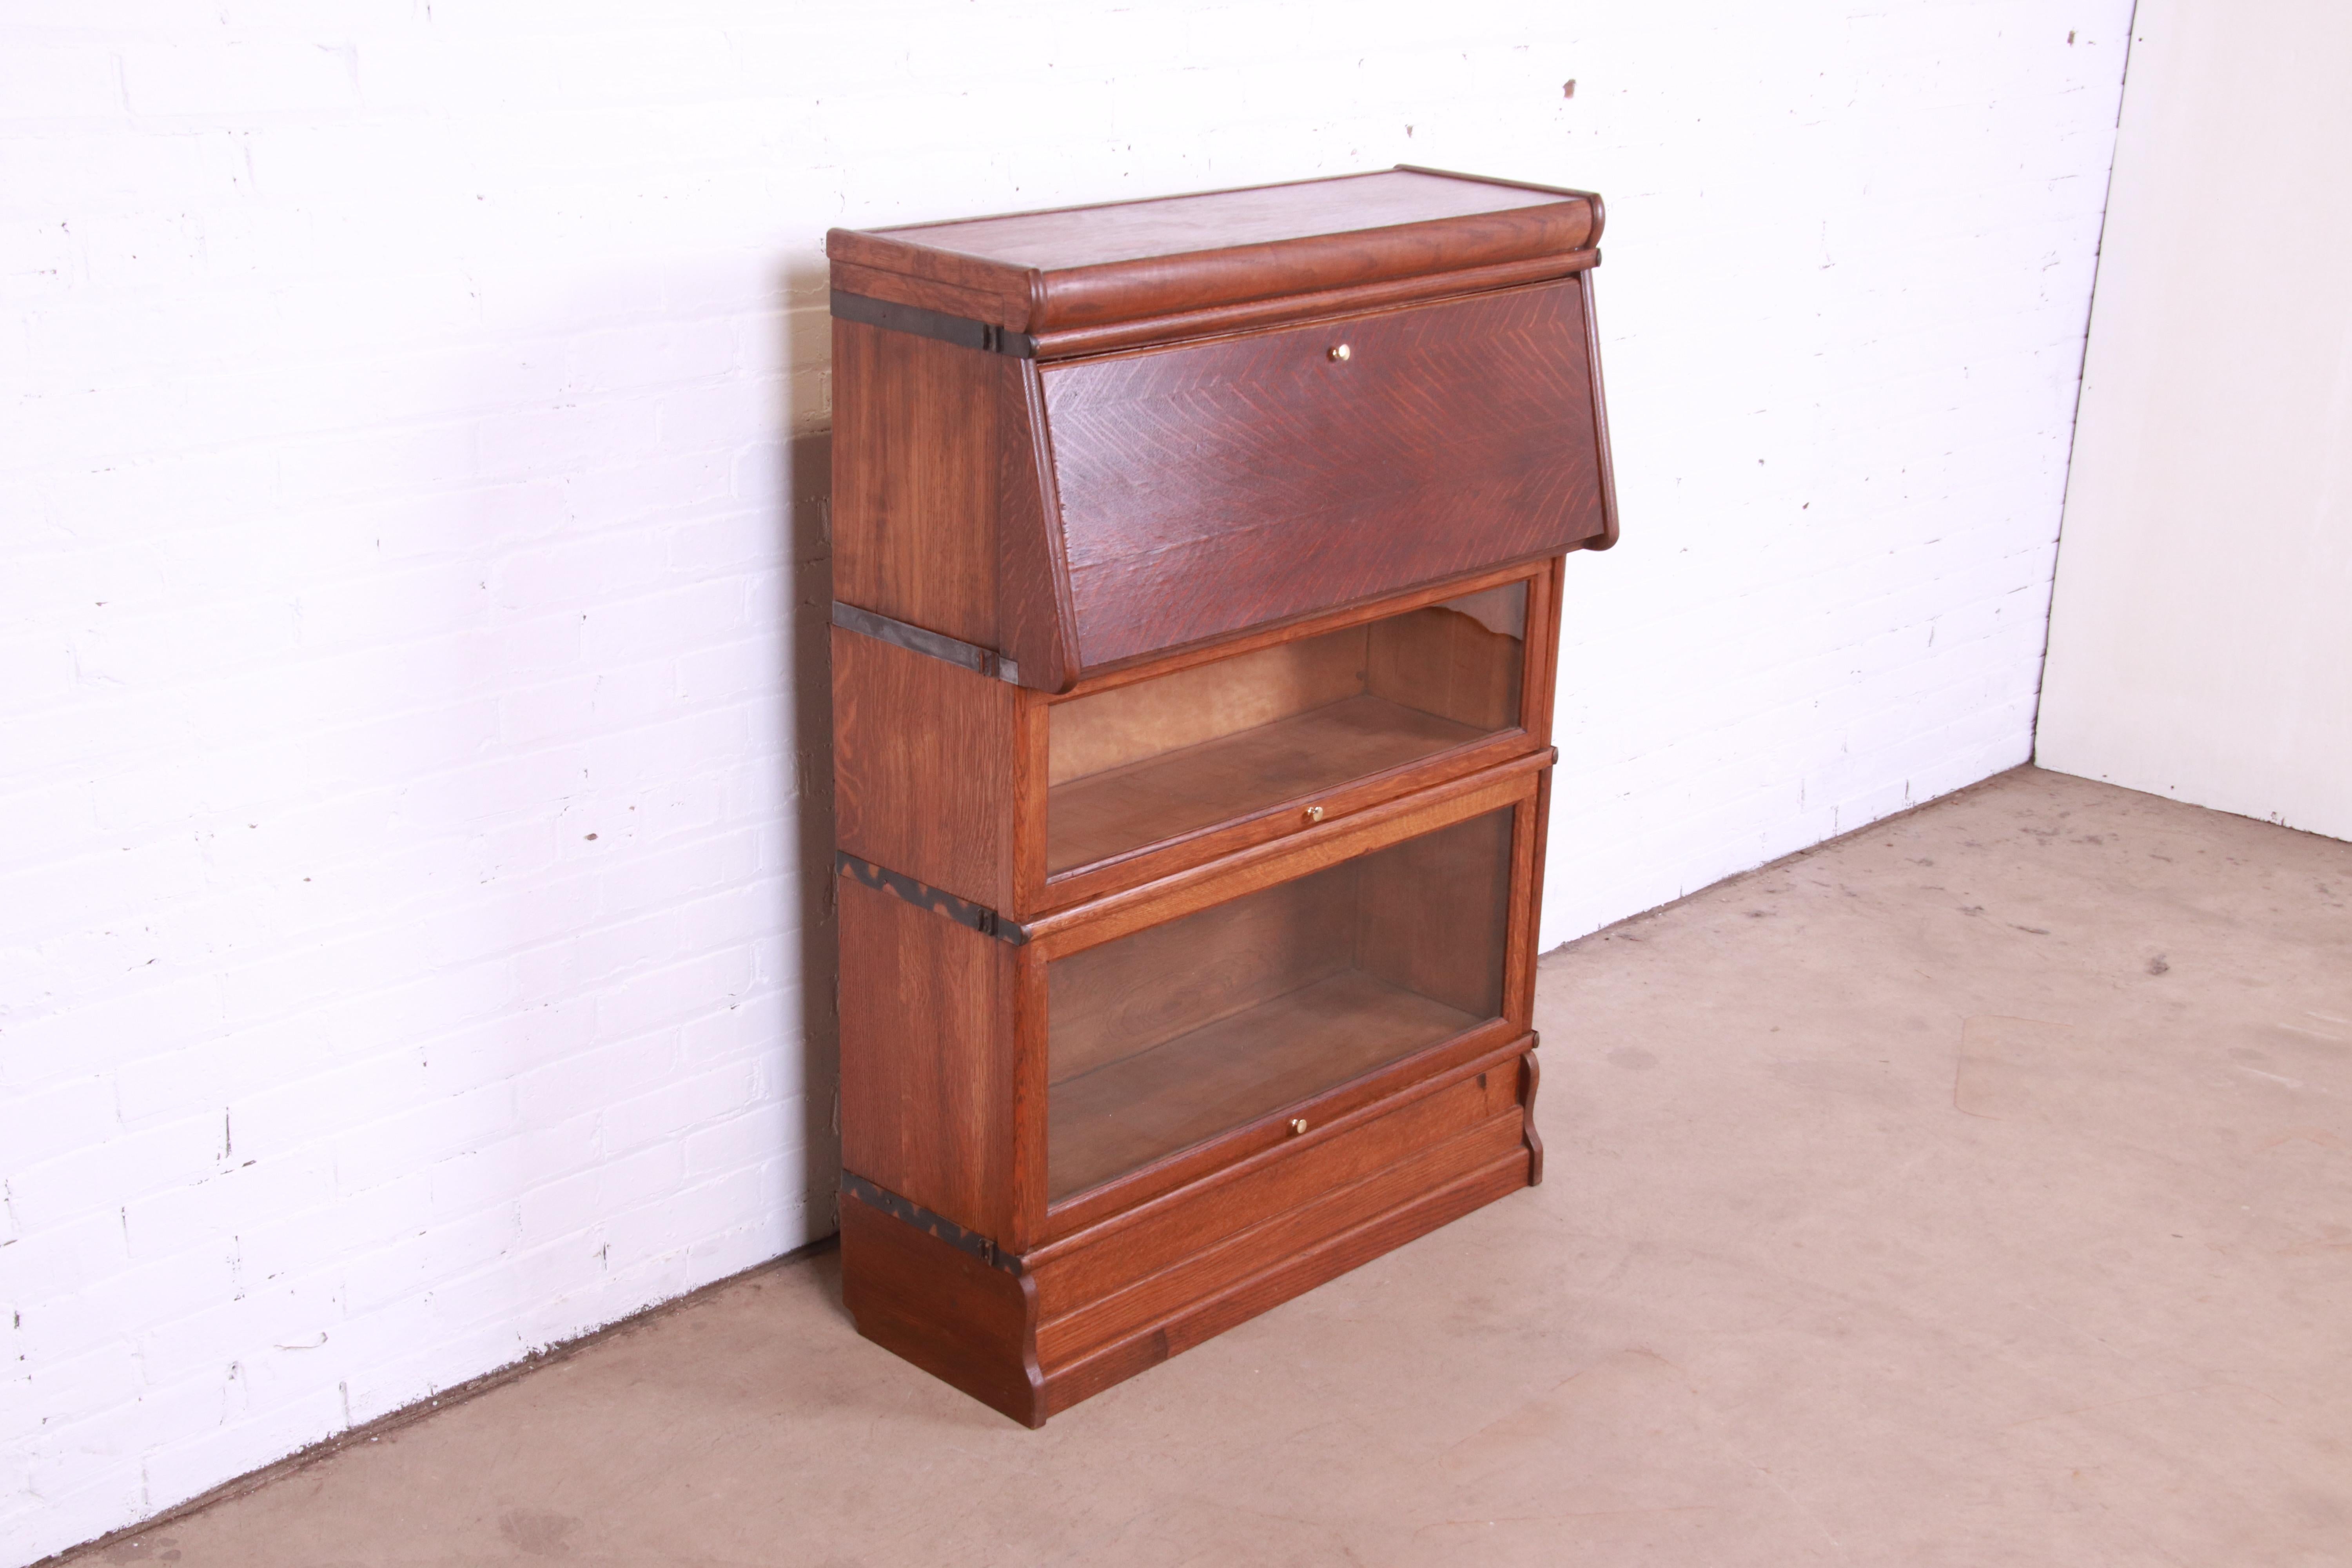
[828,167,1617,1425]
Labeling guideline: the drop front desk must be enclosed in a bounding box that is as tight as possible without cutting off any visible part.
[827,167,1617,1424]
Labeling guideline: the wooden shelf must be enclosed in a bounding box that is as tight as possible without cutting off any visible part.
[1048,694,1485,874]
[1047,967,1483,1201]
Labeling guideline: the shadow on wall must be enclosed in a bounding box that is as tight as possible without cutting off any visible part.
[779,290,841,1252]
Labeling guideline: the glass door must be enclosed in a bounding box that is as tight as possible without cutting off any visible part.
[1044,806,1514,1201]
[1046,582,1528,876]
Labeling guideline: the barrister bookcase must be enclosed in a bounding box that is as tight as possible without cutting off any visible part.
[826,167,1617,1425]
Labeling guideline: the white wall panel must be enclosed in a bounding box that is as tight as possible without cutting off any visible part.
[2036,0,2352,841]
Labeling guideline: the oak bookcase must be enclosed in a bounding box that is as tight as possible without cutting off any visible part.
[826,167,1617,1424]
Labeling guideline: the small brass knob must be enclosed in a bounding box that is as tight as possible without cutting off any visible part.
[1303,804,1325,824]
[1289,1118,1309,1135]
[1328,343,1350,362]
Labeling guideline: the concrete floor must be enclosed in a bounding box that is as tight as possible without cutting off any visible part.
[66,767,2352,1567]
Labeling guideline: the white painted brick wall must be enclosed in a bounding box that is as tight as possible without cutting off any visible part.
[1,4,2129,1561]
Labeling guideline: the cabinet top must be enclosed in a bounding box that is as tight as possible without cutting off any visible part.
[828,167,1601,342]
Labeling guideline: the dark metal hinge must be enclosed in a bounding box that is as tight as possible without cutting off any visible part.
[830,290,1037,359]
[841,1172,1021,1274]
[832,601,1020,685]
[835,851,1029,946]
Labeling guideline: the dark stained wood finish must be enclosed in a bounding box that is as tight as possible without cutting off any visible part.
[1515,769,1555,1025]
[996,358,1078,693]
[1038,1102,1525,1367]
[1048,694,1485,874]
[831,624,1014,911]
[1520,1048,1545,1186]
[1021,753,1544,960]
[1522,557,1565,743]
[1041,281,1608,668]
[1580,263,1623,552]
[1038,1017,1526,1245]
[831,256,1015,325]
[830,168,1609,1425]
[1049,623,1372,785]
[1041,1141,1531,1416]
[841,1038,1536,1426]
[1029,1054,1523,1305]
[1025,249,1595,359]
[1010,692,1053,923]
[839,1194,1044,1428]
[829,320,1001,646]
[1041,804,1515,1200]
[1034,730,1531,917]
[1049,969,1476,1200]
[1366,595,1523,732]
[836,872,1013,1241]
[1044,589,1525,877]
[830,168,1599,333]
[1053,558,1537,701]
[1021,564,1547,915]
[1354,808,1513,1020]
[1045,871,1356,1085]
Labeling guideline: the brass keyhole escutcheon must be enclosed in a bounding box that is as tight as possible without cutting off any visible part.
[1289,1118,1309,1135]
[1303,804,1325,824]
[1328,343,1350,362]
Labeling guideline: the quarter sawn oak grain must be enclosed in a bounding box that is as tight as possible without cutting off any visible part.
[829,167,1614,1426]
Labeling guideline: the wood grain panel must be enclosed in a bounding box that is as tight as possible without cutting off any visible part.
[1054,560,1537,701]
[840,170,1597,332]
[840,1195,1044,1428]
[996,357,1078,693]
[1520,1048,1544,1186]
[1353,807,1513,1021]
[1022,755,1543,959]
[1047,695,1485,875]
[1038,1107,1524,1363]
[1045,870,1355,1082]
[831,625,1014,911]
[1049,626,1369,784]
[875,170,1574,270]
[1038,1024,1528,1246]
[830,319,1000,646]
[1506,773,1553,1027]
[1042,281,1605,668]
[1047,969,1477,1201]
[829,167,1603,1423]
[1039,1144,1531,1416]
[837,873,1013,1239]
[1025,250,1594,359]
[1366,599,1523,731]
[1031,1059,1519,1321]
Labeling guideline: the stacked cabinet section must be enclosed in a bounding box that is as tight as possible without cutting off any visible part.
[826,167,1615,1425]
[1049,806,1514,1201]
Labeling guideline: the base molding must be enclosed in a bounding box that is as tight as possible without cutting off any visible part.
[841,1047,1539,1425]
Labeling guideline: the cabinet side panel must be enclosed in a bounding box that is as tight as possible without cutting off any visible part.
[840,1196,1043,1427]
[1048,626,1368,784]
[1365,603,1521,730]
[838,874,1014,1239]
[998,357,1078,691]
[831,316,1000,646]
[832,625,1014,911]
[1352,808,1512,1020]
